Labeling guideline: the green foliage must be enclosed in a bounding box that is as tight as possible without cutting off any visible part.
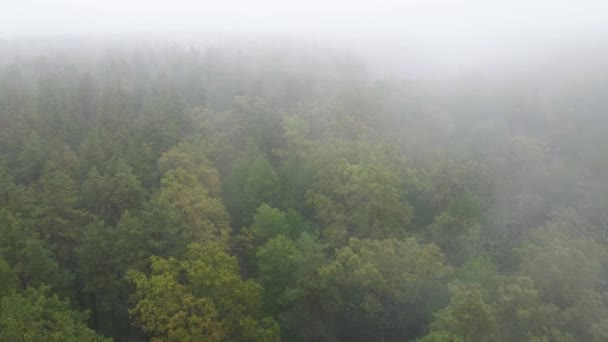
[447,191,483,222]
[424,213,482,266]
[128,270,225,342]
[251,204,291,244]
[157,139,222,196]
[0,257,17,298]
[33,160,91,264]
[323,237,451,301]
[0,209,69,292]
[150,168,231,247]
[257,232,329,340]
[128,243,279,342]
[307,142,413,246]
[516,212,608,307]
[422,281,497,342]
[320,237,452,338]
[224,155,280,228]
[590,319,608,342]
[494,276,569,341]
[277,154,316,214]
[0,286,110,342]
[81,159,146,224]
[452,256,497,295]
[1,41,608,342]
[74,218,135,335]
[15,130,51,183]
[256,235,301,311]
[421,158,488,215]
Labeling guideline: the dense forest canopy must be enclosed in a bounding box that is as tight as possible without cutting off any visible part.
[0,36,607,342]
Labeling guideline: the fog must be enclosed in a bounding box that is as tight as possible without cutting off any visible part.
[4,1,607,36]
[3,1,608,74]
[2,2,608,342]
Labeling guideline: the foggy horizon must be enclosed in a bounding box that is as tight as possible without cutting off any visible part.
[3,1,608,74]
[1,2,608,342]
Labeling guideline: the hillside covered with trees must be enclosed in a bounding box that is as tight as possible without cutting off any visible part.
[0,38,608,341]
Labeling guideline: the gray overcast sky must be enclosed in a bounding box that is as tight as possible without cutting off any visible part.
[2,0,608,72]
[2,1,607,38]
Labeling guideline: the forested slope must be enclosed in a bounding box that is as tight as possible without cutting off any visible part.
[0,40,607,341]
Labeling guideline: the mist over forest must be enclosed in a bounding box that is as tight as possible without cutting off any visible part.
[1,2,608,341]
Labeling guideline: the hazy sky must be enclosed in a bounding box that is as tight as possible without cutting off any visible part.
[2,1,608,73]
[2,1,607,39]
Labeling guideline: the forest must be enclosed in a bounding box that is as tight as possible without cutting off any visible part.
[0,37,607,342]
